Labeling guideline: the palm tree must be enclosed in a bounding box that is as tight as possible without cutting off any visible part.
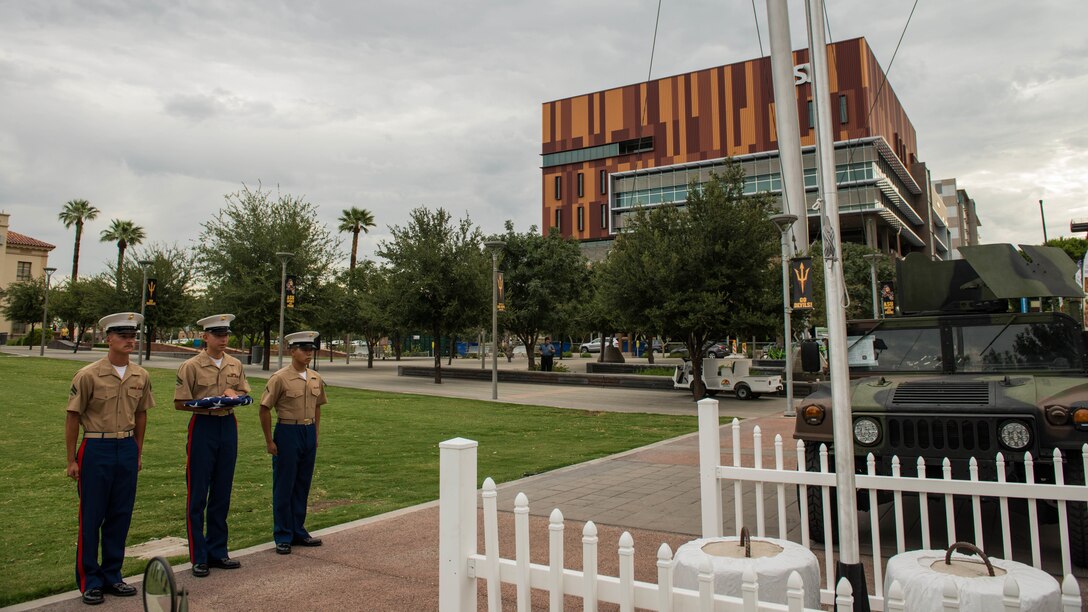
[58,199,101,282]
[337,207,376,270]
[100,219,146,290]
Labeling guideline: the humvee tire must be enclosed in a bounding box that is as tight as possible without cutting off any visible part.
[804,443,835,543]
[1070,465,1087,568]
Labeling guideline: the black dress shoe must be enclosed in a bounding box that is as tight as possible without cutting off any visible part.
[192,563,210,577]
[104,582,137,596]
[208,557,241,569]
[292,536,322,547]
[82,588,104,605]
[276,542,292,554]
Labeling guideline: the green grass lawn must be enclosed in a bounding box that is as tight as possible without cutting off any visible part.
[0,355,698,605]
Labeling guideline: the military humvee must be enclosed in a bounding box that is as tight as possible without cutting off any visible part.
[793,244,1088,565]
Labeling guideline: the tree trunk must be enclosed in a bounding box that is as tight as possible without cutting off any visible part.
[115,243,125,291]
[519,332,538,370]
[145,324,154,360]
[366,334,379,368]
[646,334,656,364]
[689,336,706,400]
[350,229,359,271]
[72,324,81,353]
[262,325,272,370]
[597,329,606,362]
[447,335,454,366]
[394,334,402,360]
[433,324,442,384]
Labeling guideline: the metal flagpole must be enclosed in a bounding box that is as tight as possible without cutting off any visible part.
[804,0,868,607]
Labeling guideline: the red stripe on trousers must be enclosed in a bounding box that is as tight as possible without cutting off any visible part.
[75,439,87,592]
[185,415,196,563]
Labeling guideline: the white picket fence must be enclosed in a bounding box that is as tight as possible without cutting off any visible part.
[695,398,1088,610]
[437,436,1084,611]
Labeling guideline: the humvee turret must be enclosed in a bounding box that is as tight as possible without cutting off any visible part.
[793,244,1088,565]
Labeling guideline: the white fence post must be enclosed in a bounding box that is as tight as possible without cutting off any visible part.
[549,509,565,612]
[439,437,478,612]
[515,493,531,612]
[754,426,765,538]
[656,544,673,612]
[786,571,805,612]
[1062,574,1082,612]
[583,522,598,612]
[618,532,634,612]
[834,577,854,612]
[482,478,500,612]
[698,398,723,538]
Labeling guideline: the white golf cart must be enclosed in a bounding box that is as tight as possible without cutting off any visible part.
[673,356,783,400]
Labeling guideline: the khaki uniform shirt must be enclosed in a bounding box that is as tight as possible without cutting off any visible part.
[67,357,155,432]
[260,367,327,421]
[174,352,251,403]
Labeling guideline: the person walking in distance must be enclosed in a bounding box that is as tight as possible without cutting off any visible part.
[259,331,328,554]
[66,312,155,605]
[174,314,251,577]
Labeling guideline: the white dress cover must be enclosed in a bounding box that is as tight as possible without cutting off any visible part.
[884,550,1060,611]
[673,536,821,608]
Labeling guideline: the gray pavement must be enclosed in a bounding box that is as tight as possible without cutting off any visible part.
[5,347,1084,610]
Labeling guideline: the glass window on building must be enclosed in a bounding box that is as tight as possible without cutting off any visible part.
[16,261,32,281]
[554,208,561,231]
[600,203,607,229]
[577,172,584,198]
[599,169,607,195]
[839,94,848,124]
[577,206,584,231]
[554,175,562,200]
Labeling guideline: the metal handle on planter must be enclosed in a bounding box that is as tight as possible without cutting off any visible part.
[945,542,995,577]
[739,526,751,558]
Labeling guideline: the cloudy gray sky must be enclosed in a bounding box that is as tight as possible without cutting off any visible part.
[2,1,1086,280]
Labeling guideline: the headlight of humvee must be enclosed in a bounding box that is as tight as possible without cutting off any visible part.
[998,421,1032,450]
[853,418,880,446]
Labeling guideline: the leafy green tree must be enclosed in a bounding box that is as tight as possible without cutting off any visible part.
[117,244,199,360]
[377,207,488,383]
[51,276,118,351]
[316,262,391,368]
[100,219,147,291]
[58,199,100,282]
[0,279,45,344]
[338,207,377,271]
[196,184,339,369]
[599,165,779,398]
[492,221,589,369]
[1045,237,1088,265]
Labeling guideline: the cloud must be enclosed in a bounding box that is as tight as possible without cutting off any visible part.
[1,0,1087,282]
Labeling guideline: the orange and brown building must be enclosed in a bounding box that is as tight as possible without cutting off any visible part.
[542,37,956,260]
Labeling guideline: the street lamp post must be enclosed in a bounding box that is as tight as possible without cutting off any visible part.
[39,267,57,356]
[769,214,797,418]
[483,241,506,400]
[138,260,153,365]
[863,253,881,319]
[276,252,294,369]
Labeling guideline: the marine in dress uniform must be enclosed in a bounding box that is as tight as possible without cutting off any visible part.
[173,314,251,577]
[259,331,328,554]
[65,312,155,605]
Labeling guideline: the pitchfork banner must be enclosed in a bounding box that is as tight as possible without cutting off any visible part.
[145,279,157,307]
[790,257,814,310]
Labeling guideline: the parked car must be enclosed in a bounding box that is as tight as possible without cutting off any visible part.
[579,337,605,353]
[670,340,728,359]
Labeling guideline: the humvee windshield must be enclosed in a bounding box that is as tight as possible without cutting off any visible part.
[846,314,1085,374]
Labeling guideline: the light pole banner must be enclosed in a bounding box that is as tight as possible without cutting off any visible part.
[880,281,896,316]
[145,279,158,307]
[790,257,814,310]
[496,272,505,312]
[286,275,297,309]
